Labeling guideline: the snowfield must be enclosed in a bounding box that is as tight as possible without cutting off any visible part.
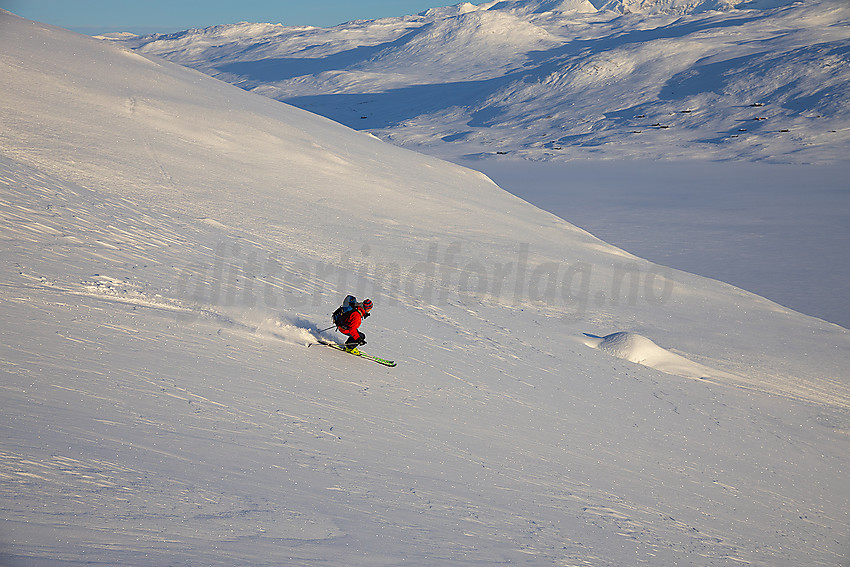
[1,7,849,567]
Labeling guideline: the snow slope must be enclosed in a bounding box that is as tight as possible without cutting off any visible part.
[117,0,850,163]
[2,9,849,567]
[109,0,850,329]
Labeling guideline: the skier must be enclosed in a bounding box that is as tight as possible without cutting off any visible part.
[332,295,372,354]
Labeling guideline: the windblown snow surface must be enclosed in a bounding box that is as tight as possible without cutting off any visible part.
[2,9,849,567]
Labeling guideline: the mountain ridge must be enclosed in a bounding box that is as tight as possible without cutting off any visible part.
[113,0,850,162]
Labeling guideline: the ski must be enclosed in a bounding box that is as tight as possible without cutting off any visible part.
[313,339,397,367]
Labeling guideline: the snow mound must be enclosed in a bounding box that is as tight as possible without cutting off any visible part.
[583,332,730,379]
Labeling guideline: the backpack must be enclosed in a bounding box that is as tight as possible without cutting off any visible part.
[332,295,357,327]
[332,305,354,327]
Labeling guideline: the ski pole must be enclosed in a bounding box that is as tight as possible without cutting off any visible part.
[318,325,337,334]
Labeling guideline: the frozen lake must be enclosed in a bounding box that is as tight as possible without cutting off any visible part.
[462,159,850,329]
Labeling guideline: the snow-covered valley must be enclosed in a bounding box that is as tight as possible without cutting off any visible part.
[2,6,849,567]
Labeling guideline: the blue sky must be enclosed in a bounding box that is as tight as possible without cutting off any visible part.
[2,1,471,35]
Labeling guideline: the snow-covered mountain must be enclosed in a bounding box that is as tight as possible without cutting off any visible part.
[2,8,849,567]
[115,0,850,162]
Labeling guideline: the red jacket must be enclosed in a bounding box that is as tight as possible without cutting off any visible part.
[338,308,364,340]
